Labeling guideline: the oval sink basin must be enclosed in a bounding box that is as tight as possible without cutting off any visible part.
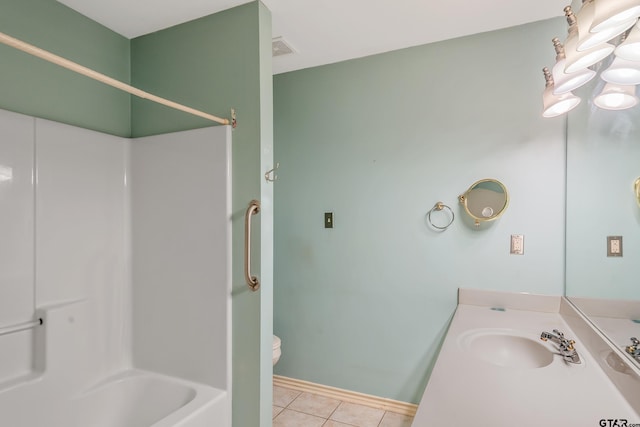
[459,330,554,368]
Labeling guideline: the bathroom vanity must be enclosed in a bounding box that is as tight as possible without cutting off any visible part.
[412,289,640,426]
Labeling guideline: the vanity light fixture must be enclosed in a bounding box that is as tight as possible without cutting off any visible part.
[616,23,640,59]
[542,2,640,116]
[601,56,640,83]
[564,6,615,73]
[542,67,581,117]
[594,83,639,109]
[577,0,637,51]
[590,0,640,33]
[552,38,596,93]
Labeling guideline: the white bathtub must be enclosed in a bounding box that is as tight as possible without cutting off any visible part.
[0,369,228,427]
[74,370,229,427]
[0,303,229,426]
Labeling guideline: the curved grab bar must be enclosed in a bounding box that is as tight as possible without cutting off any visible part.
[244,200,261,291]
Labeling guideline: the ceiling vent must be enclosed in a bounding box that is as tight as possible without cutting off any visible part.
[272,37,295,57]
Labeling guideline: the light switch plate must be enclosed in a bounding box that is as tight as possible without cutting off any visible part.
[510,234,524,255]
[607,236,623,257]
[324,212,333,229]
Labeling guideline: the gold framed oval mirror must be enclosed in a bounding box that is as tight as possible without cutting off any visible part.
[459,179,509,227]
[635,177,640,207]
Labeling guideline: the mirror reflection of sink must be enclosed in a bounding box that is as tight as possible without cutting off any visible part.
[459,329,555,369]
[603,350,634,375]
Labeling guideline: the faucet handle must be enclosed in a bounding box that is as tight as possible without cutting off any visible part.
[627,337,640,357]
[540,329,565,342]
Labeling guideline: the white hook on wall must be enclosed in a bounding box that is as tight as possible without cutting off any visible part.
[265,162,279,183]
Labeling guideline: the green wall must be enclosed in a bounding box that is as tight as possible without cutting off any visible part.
[0,0,130,136]
[130,6,258,137]
[273,17,567,404]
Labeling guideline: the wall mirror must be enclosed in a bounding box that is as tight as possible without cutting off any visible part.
[458,179,509,227]
[566,106,640,368]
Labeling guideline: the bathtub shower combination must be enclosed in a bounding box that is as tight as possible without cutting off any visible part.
[0,108,232,426]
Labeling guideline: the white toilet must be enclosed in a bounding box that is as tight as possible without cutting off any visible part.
[273,335,282,366]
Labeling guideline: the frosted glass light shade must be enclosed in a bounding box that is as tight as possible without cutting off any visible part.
[576,0,597,50]
[578,18,636,51]
[590,0,640,33]
[552,58,596,94]
[615,22,640,60]
[594,83,639,109]
[542,86,581,117]
[601,57,640,84]
[550,37,597,94]
[564,31,614,73]
[542,66,581,117]
[576,0,596,30]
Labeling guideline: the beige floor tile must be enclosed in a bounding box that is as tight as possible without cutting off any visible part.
[379,412,414,427]
[322,420,356,427]
[329,402,385,427]
[288,392,341,418]
[274,409,326,427]
[273,385,302,407]
[273,406,285,419]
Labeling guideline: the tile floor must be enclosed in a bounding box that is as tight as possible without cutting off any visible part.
[273,385,414,427]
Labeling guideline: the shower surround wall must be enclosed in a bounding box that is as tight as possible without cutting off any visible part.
[0,110,37,382]
[131,127,232,390]
[0,107,231,424]
[0,107,131,409]
[35,115,130,385]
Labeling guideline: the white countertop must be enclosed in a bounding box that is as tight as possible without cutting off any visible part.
[412,303,640,427]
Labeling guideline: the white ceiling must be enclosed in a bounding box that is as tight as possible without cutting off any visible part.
[57,0,564,74]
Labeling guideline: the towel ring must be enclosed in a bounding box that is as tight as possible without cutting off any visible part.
[427,202,454,230]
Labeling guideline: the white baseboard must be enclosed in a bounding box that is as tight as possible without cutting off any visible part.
[273,375,418,417]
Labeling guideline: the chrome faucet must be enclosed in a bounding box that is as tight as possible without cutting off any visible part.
[540,329,581,364]
[625,337,640,361]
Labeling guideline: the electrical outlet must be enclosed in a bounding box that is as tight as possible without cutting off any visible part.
[607,236,623,257]
[510,234,524,255]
